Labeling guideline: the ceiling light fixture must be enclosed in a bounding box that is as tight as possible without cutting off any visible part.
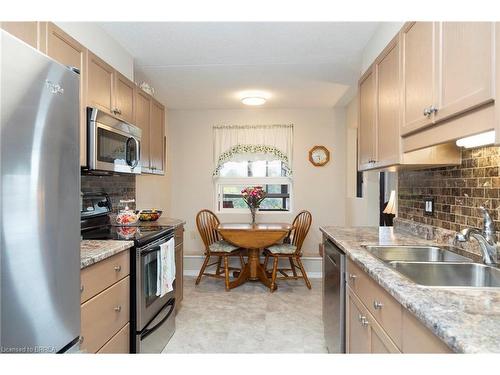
[456,131,496,149]
[241,96,266,106]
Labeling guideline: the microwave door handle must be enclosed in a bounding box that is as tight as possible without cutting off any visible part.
[133,137,140,168]
[126,137,139,169]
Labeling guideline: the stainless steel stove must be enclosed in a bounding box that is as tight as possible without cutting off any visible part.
[81,192,176,353]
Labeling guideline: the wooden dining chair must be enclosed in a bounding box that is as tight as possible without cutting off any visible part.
[263,210,313,292]
[195,209,245,291]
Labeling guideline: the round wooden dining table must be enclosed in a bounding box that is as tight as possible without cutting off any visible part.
[217,223,292,290]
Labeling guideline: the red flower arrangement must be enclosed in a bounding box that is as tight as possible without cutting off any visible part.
[241,186,267,224]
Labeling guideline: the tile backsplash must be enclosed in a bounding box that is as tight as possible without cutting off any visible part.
[81,174,136,213]
[398,146,500,232]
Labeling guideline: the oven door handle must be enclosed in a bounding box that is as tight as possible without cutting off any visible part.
[141,298,176,340]
[141,245,161,256]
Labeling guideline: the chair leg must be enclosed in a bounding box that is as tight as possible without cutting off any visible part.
[196,255,211,285]
[239,253,245,269]
[215,256,222,275]
[289,256,297,278]
[270,257,279,292]
[263,253,270,270]
[296,256,311,289]
[224,256,230,291]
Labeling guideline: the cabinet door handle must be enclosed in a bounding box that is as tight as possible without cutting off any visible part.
[429,105,438,115]
[349,273,357,281]
[80,285,84,293]
[114,305,122,312]
[361,317,369,327]
[114,265,122,272]
[423,107,431,116]
[373,300,383,310]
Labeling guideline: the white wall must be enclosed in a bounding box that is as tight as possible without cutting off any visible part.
[168,108,347,257]
[360,22,404,75]
[55,22,134,80]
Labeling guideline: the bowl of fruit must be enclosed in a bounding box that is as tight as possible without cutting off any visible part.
[139,209,163,221]
[115,199,139,225]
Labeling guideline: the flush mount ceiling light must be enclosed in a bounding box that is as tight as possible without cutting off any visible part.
[238,90,270,106]
[456,130,496,149]
[241,96,267,106]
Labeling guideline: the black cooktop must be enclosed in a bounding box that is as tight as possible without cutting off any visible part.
[81,224,173,247]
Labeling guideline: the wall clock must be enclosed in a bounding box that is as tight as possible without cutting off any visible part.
[309,146,330,167]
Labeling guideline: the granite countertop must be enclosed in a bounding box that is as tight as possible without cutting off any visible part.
[80,240,134,269]
[134,217,185,229]
[109,216,186,229]
[320,226,500,353]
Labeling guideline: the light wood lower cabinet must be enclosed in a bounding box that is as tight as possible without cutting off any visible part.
[175,225,184,307]
[347,289,400,353]
[97,323,130,354]
[80,250,131,353]
[346,258,452,354]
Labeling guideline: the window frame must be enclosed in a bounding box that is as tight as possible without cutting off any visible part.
[215,177,293,214]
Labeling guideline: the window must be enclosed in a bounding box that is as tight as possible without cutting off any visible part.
[216,160,292,213]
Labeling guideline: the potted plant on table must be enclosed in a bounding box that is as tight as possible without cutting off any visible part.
[241,186,267,224]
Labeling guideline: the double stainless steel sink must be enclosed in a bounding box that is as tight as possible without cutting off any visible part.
[365,245,500,288]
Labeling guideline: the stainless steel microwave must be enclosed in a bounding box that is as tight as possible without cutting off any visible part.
[87,107,142,174]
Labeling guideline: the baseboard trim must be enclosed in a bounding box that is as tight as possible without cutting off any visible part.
[183,255,322,278]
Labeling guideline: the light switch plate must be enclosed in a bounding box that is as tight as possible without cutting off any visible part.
[424,197,434,216]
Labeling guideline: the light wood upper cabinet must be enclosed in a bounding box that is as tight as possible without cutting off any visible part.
[376,37,401,165]
[401,22,436,135]
[42,23,88,167]
[0,22,40,48]
[87,51,115,114]
[135,89,152,169]
[150,99,165,173]
[358,69,376,169]
[114,71,136,123]
[435,22,495,123]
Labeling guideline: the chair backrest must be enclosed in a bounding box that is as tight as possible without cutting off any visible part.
[290,210,312,254]
[196,209,221,253]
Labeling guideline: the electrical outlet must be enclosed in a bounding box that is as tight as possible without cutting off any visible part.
[424,197,434,216]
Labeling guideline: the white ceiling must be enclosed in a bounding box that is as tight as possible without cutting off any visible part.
[98,22,380,109]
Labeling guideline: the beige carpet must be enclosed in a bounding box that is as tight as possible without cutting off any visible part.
[163,276,327,353]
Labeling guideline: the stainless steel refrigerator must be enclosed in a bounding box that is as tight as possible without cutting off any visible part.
[0,30,81,353]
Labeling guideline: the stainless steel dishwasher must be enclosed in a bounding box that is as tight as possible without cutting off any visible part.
[322,239,346,353]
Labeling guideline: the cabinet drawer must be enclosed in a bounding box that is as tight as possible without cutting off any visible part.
[348,288,400,354]
[81,276,130,353]
[97,323,130,354]
[347,258,402,348]
[81,250,130,303]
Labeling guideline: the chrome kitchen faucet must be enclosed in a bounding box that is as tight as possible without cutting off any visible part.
[455,206,499,265]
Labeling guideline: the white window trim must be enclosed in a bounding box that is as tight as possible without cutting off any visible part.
[214,177,293,214]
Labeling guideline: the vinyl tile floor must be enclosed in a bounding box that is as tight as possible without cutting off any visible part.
[162,276,327,353]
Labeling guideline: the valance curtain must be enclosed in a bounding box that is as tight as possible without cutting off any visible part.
[212,124,294,177]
